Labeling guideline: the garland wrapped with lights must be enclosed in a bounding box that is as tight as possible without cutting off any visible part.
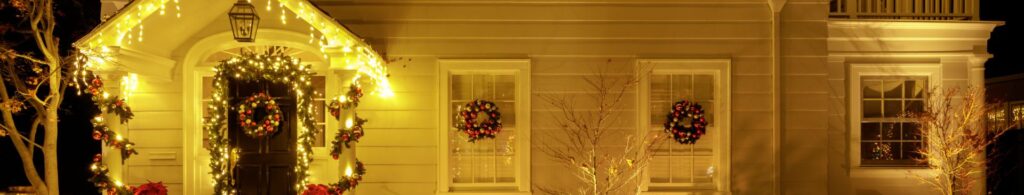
[663,100,708,144]
[68,51,169,194]
[327,84,363,120]
[456,100,503,142]
[206,47,320,194]
[236,92,283,138]
[301,160,366,195]
[330,114,366,160]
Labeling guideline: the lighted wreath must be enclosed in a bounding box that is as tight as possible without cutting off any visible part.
[664,100,708,144]
[236,92,283,138]
[302,160,366,195]
[331,115,367,160]
[456,99,502,142]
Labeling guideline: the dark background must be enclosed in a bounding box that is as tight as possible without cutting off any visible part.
[0,0,1021,194]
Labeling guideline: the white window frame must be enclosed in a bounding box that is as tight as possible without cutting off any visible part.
[637,59,731,193]
[437,59,532,194]
[848,63,940,176]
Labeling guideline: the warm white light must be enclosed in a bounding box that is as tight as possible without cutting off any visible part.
[345,117,354,128]
[121,73,139,102]
[344,166,353,177]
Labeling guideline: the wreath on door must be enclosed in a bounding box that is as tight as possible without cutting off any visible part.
[456,99,503,142]
[664,100,708,144]
[236,92,283,138]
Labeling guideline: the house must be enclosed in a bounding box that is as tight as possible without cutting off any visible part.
[78,0,1000,194]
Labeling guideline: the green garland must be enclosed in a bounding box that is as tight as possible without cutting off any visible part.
[330,114,366,160]
[206,46,320,194]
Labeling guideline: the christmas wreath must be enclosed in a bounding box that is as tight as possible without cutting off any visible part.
[236,92,283,137]
[331,115,367,160]
[456,100,502,142]
[664,100,708,144]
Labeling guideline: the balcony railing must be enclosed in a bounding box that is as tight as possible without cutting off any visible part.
[830,0,978,20]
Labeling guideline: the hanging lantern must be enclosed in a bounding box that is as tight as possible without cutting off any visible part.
[228,0,260,42]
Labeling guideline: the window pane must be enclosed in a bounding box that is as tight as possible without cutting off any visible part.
[901,123,921,140]
[880,123,899,140]
[883,100,901,118]
[861,142,895,161]
[902,142,923,160]
[694,75,714,101]
[495,75,515,100]
[203,77,214,98]
[863,100,882,118]
[650,74,672,101]
[905,79,926,98]
[906,100,924,115]
[452,75,473,101]
[882,80,904,98]
[671,75,693,99]
[861,123,881,140]
[497,102,515,129]
[863,80,882,98]
[475,75,496,100]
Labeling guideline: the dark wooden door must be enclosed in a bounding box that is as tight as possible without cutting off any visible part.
[229,79,297,195]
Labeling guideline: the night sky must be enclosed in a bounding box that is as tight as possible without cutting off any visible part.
[983,0,1023,78]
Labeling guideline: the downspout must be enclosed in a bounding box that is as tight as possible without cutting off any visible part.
[770,6,784,195]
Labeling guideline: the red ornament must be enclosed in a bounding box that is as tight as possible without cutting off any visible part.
[92,130,103,140]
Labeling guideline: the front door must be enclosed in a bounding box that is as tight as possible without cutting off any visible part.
[229,79,298,195]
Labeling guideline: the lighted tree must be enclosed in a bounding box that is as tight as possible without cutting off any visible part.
[0,0,97,194]
[536,64,660,195]
[909,87,1015,195]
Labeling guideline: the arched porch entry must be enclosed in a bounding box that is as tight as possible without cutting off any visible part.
[182,30,350,195]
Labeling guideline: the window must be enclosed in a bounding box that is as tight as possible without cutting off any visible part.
[201,76,327,147]
[848,63,939,168]
[439,60,530,194]
[638,60,730,192]
[988,102,1024,130]
[859,76,926,166]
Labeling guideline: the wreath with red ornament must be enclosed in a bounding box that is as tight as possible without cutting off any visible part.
[664,100,708,144]
[236,92,283,137]
[456,99,502,142]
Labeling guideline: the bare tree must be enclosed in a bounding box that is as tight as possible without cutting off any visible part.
[909,87,1015,195]
[0,0,73,194]
[536,64,661,195]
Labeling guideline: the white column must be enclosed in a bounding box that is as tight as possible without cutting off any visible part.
[968,55,988,195]
[333,69,358,195]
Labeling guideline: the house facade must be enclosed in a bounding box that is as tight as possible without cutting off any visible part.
[81,0,1000,194]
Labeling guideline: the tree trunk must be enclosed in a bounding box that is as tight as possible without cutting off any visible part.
[43,112,59,195]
